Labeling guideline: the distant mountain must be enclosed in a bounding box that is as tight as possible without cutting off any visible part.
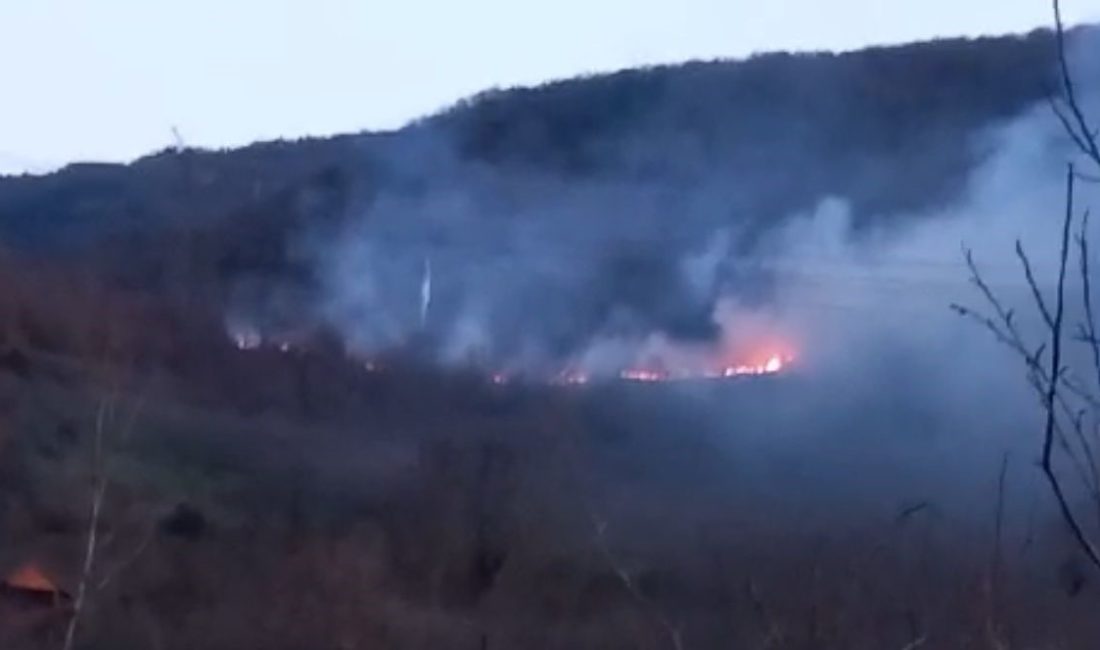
[0,30,1072,250]
[0,26,1092,363]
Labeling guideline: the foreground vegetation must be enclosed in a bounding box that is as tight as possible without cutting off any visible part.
[0,258,1094,650]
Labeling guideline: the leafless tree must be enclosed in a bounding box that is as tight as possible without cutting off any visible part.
[61,395,113,650]
[61,293,148,650]
[590,513,686,650]
[954,0,1100,573]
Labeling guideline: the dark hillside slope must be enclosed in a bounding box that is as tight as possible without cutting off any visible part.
[0,28,1092,360]
[438,31,1060,222]
[0,29,1070,257]
[0,137,365,252]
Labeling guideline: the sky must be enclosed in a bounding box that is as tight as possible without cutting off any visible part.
[1,0,1097,174]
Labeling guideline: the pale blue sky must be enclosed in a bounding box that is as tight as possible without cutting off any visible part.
[1,0,1097,174]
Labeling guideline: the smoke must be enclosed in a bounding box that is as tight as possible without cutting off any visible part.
[305,69,1095,386]
[215,29,1100,535]
[673,54,1100,527]
[286,34,1095,380]
[304,144,746,374]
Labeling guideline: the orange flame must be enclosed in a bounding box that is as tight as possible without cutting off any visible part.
[619,368,667,382]
[620,349,793,383]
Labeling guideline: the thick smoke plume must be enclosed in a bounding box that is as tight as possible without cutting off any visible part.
[300,44,1098,384]
[221,30,1100,535]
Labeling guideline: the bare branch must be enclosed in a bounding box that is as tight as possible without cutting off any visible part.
[62,397,112,650]
[1016,241,1056,329]
[1049,95,1095,162]
[1053,0,1100,167]
[1054,414,1100,514]
[962,164,1100,572]
[95,525,156,592]
[591,514,685,650]
[955,245,1100,415]
[62,318,149,650]
[1040,165,1100,571]
[1080,211,1100,394]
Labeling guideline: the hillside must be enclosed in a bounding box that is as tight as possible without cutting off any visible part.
[0,29,1087,368]
[0,29,1067,251]
[2,24,1100,650]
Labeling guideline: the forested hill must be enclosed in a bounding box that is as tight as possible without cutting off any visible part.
[0,27,1086,292]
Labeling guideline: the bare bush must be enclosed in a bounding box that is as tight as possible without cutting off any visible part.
[955,0,1100,572]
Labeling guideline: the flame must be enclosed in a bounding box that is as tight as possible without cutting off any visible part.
[481,342,798,387]
[719,353,786,377]
[620,352,792,383]
[237,325,796,387]
[619,368,666,382]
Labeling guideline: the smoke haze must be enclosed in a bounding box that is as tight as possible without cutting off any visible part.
[210,32,1095,540]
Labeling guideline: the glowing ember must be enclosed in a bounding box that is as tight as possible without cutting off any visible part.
[719,354,785,377]
[233,327,794,387]
[619,368,667,382]
[4,564,60,594]
[621,353,790,383]
[553,369,590,385]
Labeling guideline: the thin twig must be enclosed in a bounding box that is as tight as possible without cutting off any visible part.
[591,515,685,650]
[1016,240,1055,329]
[552,407,686,650]
[952,293,1100,502]
[62,397,112,650]
[95,525,156,592]
[1050,96,1096,162]
[1053,0,1100,166]
[1077,210,1100,393]
[1040,165,1100,571]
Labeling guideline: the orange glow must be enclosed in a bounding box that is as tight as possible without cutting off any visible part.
[619,368,666,382]
[334,329,796,387]
[4,564,60,594]
[620,348,794,383]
